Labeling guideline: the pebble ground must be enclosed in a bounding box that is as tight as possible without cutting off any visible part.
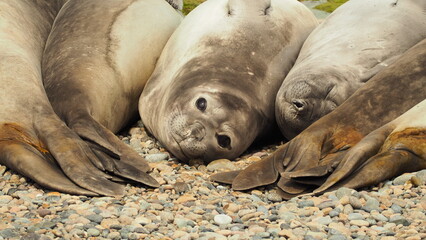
[0,121,425,240]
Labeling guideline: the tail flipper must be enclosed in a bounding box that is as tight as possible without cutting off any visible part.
[0,141,97,196]
[70,115,158,187]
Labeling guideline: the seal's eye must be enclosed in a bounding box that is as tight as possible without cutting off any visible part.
[196,98,207,111]
[217,134,231,149]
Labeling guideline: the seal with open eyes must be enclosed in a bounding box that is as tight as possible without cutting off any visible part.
[276,0,426,140]
[0,0,132,196]
[42,0,183,191]
[139,0,318,162]
[211,38,426,199]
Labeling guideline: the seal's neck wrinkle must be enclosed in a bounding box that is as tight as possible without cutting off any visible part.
[228,0,271,16]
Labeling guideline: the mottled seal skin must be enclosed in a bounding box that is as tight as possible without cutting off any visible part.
[276,0,426,140]
[139,0,318,162]
[42,0,183,188]
[211,38,426,199]
[0,0,127,196]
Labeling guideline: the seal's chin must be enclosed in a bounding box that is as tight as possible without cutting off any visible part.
[276,101,302,140]
[167,133,192,161]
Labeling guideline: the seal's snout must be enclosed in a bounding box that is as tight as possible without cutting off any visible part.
[291,99,307,115]
[184,122,206,141]
[276,100,305,140]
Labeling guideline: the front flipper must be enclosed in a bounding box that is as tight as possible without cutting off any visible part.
[313,126,392,193]
[285,151,346,179]
[231,145,289,190]
[70,115,159,187]
[0,142,97,196]
[209,170,241,185]
[210,155,279,190]
[325,149,425,192]
[317,127,426,193]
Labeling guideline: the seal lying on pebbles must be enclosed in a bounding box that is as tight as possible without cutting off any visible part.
[0,0,125,196]
[139,0,318,162]
[275,0,426,139]
[42,0,183,191]
[211,38,426,199]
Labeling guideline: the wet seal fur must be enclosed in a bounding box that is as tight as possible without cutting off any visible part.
[0,0,120,196]
[139,0,318,162]
[276,0,426,139]
[42,0,183,194]
[211,38,426,199]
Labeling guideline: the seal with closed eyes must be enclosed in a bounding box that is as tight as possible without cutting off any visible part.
[139,0,318,162]
[276,0,426,140]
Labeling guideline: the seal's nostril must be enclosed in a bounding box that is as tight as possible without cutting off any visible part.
[217,134,231,149]
[292,100,305,110]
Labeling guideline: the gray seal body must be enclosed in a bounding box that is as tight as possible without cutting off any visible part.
[276,0,426,139]
[0,0,127,196]
[139,0,318,162]
[42,0,183,192]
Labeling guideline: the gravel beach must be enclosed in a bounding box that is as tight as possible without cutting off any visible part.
[0,121,425,240]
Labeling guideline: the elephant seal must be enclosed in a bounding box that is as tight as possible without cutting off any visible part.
[139,0,318,162]
[42,0,183,188]
[211,38,426,199]
[0,0,129,196]
[276,0,426,139]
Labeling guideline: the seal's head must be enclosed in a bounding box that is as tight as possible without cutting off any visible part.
[139,0,319,162]
[162,80,266,163]
[276,68,359,140]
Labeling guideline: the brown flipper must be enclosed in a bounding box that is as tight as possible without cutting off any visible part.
[277,177,311,195]
[0,123,124,196]
[30,120,125,196]
[277,178,312,200]
[209,170,241,185]
[282,128,326,172]
[315,127,426,194]
[322,149,425,192]
[91,148,159,187]
[70,115,159,187]
[71,117,121,158]
[276,187,300,200]
[285,151,345,179]
[231,146,288,190]
[291,175,329,186]
[0,142,97,196]
[313,127,392,193]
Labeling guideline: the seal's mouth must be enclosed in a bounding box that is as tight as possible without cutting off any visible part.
[170,133,194,161]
